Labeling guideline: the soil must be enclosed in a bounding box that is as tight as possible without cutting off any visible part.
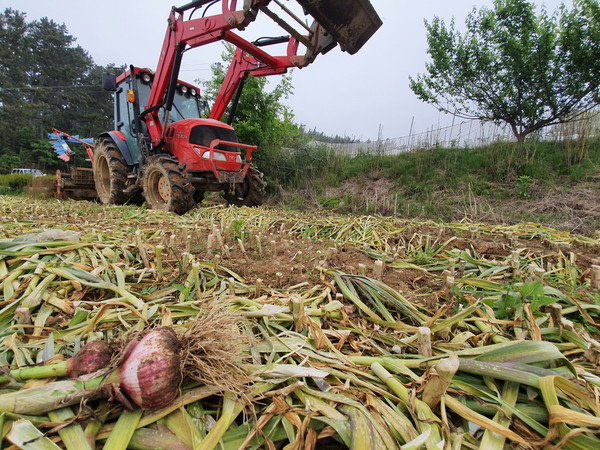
[158,206,600,305]
[12,177,600,308]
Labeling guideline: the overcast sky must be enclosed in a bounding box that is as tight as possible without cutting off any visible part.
[7,0,566,140]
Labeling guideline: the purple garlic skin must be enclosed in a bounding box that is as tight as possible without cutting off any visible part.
[119,327,182,410]
[67,340,112,378]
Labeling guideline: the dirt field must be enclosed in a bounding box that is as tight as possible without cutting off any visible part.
[3,195,599,311]
[2,195,600,448]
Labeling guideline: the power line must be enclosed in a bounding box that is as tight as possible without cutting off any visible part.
[0,85,105,91]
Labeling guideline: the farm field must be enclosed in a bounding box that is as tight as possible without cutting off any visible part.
[1,196,600,449]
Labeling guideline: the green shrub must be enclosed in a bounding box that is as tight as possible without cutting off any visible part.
[515,175,533,198]
[0,173,32,192]
[318,196,341,209]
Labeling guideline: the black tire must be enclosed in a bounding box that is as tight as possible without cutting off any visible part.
[93,138,129,205]
[224,166,266,207]
[142,154,195,214]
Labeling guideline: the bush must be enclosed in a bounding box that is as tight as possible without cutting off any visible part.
[0,173,32,192]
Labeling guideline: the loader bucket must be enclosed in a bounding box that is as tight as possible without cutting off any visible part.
[296,0,382,54]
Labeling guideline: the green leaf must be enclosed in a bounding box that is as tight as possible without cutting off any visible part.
[518,281,544,298]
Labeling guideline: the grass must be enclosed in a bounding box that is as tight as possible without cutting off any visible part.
[0,174,33,194]
[0,174,55,196]
[274,137,600,235]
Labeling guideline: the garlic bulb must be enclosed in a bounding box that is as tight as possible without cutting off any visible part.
[66,340,112,378]
[119,327,182,409]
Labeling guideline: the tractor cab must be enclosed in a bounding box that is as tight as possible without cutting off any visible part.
[107,67,204,164]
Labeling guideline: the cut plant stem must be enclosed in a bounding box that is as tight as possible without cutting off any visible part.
[510,250,521,277]
[422,355,459,408]
[256,233,263,257]
[237,237,246,254]
[0,360,68,384]
[290,295,306,332]
[542,303,563,328]
[205,233,215,258]
[326,246,337,262]
[254,278,263,298]
[358,263,366,275]
[192,262,201,300]
[591,265,600,289]
[443,273,455,301]
[134,230,150,269]
[0,371,116,415]
[373,260,385,280]
[418,327,432,357]
[155,244,164,281]
[185,233,192,253]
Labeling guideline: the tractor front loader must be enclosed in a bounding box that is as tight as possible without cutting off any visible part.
[65,0,382,214]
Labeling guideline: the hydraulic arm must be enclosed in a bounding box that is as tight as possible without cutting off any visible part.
[143,0,382,146]
[56,0,381,214]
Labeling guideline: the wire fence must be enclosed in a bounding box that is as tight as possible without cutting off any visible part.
[322,113,600,156]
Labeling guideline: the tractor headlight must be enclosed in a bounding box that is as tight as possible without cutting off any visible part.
[201,151,226,162]
[179,84,188,94]
[141,72,153,84]
[194,148,242,163]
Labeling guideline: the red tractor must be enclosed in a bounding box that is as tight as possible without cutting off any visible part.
[74,0,382,214]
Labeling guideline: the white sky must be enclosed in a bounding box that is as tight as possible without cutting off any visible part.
[6,0,566,140]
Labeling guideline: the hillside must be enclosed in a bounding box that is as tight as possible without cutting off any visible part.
[272,139,600,237]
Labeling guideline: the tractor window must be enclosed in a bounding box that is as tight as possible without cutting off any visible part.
[190,125,239,152]
[171,93,202,121]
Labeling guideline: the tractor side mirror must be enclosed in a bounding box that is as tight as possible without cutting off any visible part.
[102,73,117,91]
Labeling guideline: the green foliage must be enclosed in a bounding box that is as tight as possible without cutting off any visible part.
[0,173,31,193]
[488,281,565,320]
[515,175,533,198]
[200,44,303,185]
[278,136,600,231]
[231,219,249,241]
[410,0,600,142]
[318,196,341,209]
[0,8,114,173]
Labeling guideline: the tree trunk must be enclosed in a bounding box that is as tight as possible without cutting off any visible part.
[510,124,528,143]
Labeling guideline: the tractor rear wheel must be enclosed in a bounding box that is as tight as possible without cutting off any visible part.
[93,138,129,204]
[224,166,266,207]
[142,155,195,214]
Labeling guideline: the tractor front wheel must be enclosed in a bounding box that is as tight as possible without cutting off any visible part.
[93,138,129,204]
[142,155,195,214]
[224,166,266,207]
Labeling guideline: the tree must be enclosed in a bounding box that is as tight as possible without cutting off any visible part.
[0,9,114,173]
[409,0,600,143]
